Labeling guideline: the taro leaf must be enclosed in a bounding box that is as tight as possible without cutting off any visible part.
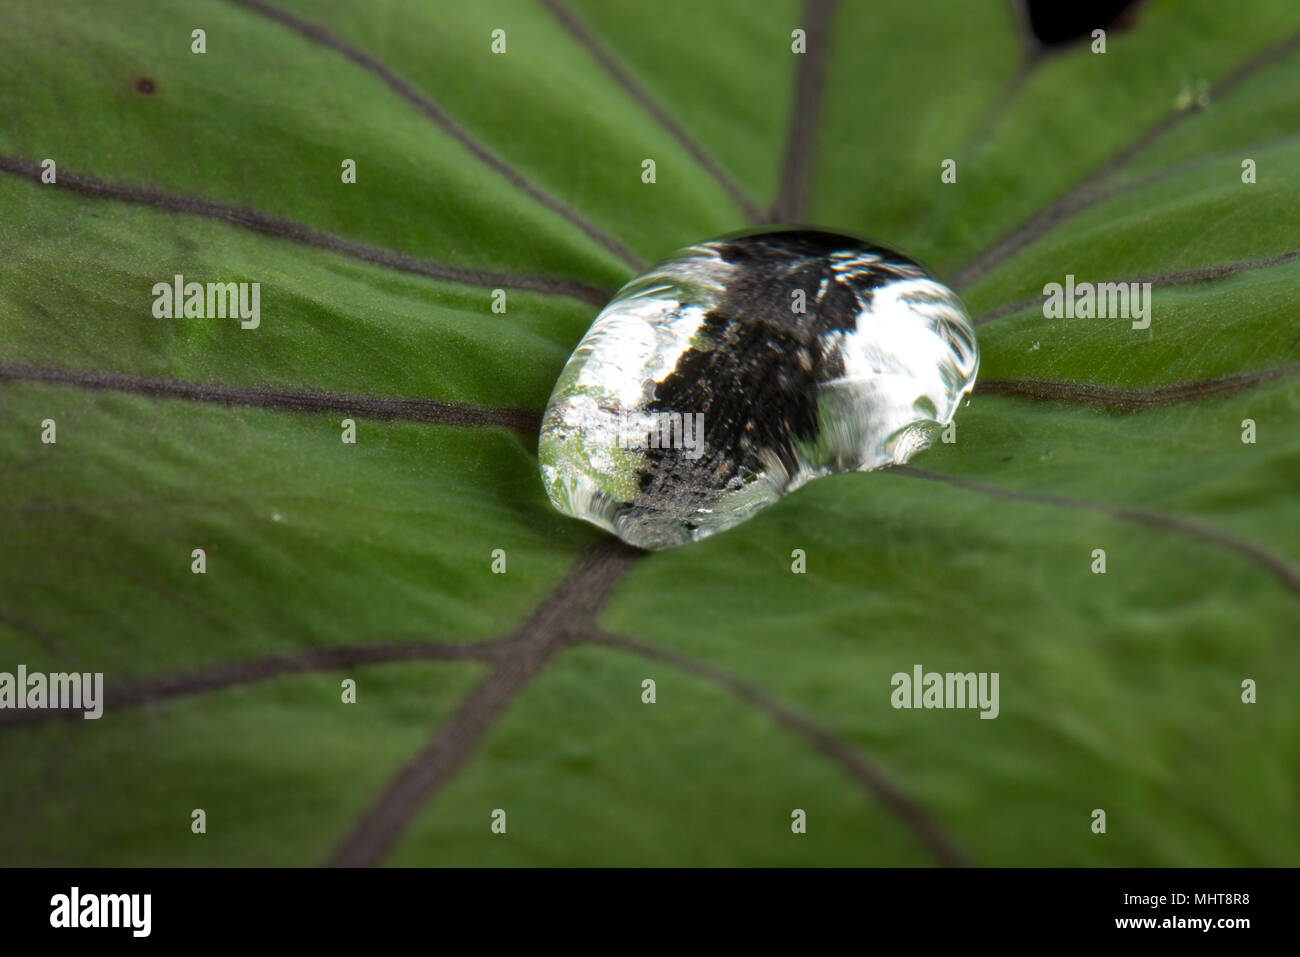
[0,0,1297,866]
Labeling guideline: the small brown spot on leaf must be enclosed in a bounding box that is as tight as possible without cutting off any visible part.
[136,77,156,95]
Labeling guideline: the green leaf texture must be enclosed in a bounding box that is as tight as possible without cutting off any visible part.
[1,0,1297,865]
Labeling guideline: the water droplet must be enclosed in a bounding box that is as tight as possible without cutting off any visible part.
[539,229,979,550]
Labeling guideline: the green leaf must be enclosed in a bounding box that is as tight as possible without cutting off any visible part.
[1,0,1297,866]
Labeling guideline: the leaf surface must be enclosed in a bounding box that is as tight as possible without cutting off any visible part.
[1,0,1297,865]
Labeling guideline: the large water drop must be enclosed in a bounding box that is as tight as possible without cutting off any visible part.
[539,229,978,550]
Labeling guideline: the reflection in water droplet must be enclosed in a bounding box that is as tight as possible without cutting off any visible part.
[539,229,979,550]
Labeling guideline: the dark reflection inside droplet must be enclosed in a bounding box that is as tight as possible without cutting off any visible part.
[539,228,979,550]
[1024,0,1141,47]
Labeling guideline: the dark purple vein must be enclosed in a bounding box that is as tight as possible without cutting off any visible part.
[1010,127,1300,255]
[971,247,1300,324]
[771,0,838,223]
[538,0,763,222]
[0,363,544,435]
[0,636,526,730]
[897,467,1300,598]
[911,53,1043,253]
[326,540,644,867]
[0,154,610,307]
[951,27,1300,290]
[911,4,1050,256]
[962,54,1041,159]
[588,629,969,867]
[975,363,1300,408]
[963,132,1300,317]
[0,610,77,664]
[1007,0,1041,57]
[223,0,644,271]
